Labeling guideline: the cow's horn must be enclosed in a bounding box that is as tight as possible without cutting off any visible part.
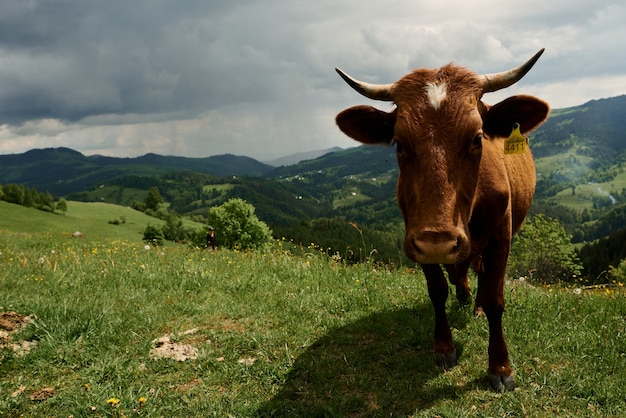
[480,48,545,93]
[335,68,395,101]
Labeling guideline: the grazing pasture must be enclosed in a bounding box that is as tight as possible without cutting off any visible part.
[0,230,624,416]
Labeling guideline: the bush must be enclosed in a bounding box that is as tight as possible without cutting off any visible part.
[207,198,272,250]
[143,224,165,246]
[162,214,186,242]
[56,198,68,214]
[508,214,583,284]
[131,200,146,212]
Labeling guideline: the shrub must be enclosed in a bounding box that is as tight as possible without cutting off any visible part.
[207,198,272,250]
[508,214,583,284]
[56,198,68,214]
[143,224,165,246]
[162,214,186,242]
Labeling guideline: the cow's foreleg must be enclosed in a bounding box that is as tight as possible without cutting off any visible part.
[421,264,457,368]
[478,241,515,392]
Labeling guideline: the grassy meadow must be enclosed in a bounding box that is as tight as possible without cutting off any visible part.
[1,226,625,416]
[0,200,204,242]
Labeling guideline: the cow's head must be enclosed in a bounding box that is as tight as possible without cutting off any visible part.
[336,50,549,264]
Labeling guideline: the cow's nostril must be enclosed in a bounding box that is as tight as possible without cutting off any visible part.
[408,230,466,263]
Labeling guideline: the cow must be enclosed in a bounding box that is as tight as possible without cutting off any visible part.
[335,49,550,391]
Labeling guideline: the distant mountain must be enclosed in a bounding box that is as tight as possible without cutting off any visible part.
[266,145,397,179]
[0,147,275,195]
[531,95,626,160]
[263,147,345,167]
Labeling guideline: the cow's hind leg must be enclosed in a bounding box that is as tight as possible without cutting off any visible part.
[421,264,457,367]
[445,264,472,306]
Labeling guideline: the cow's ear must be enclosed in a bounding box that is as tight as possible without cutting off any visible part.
[336,105,396,145]
[483,95,550,137]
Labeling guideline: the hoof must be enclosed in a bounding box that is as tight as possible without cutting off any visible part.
[488,373,516,392]
[456,288,472,306]
[434,350,457,368]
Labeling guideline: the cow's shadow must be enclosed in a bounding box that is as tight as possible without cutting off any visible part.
[255,303,474,417]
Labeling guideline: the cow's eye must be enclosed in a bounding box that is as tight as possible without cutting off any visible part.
[472,133,483,149]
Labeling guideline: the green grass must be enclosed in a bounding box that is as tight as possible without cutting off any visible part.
[0,200,203,242]
[0,230,625,417]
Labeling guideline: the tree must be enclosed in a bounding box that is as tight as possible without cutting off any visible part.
[37,191,55,212]
[145,187,163,212]
[2,184,24,204]
[508,214,583,284]
[208,198,272,250]
[56,198,68,215]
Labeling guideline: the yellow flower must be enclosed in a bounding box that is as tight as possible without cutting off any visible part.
[107,398,120,407]
[138,396,147,405]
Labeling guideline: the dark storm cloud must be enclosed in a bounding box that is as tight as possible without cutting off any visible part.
[0,0,624,159]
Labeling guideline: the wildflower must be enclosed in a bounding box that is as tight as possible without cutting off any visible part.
[138,396,147,407]
[107,398,120,407]
[144,245,150,251]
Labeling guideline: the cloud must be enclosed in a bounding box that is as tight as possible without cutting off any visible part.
[0,0,624,160]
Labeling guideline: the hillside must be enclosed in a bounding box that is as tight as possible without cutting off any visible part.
[0,200,203,242]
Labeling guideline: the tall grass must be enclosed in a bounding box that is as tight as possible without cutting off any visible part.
[0,230,624,417]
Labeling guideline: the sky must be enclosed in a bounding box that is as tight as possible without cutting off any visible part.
[0,0,625,162]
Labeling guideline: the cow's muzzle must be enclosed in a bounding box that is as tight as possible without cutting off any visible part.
[406,229,468,264]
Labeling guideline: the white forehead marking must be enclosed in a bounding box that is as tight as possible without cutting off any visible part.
[425,82,447,110]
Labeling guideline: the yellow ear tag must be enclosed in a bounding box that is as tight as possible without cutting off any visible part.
[504,123,528,154]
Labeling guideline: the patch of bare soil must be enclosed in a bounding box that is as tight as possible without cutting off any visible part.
[29,387,56,402]
[0,311,33,331]
[149,328,204,361]
[0,311,37,356]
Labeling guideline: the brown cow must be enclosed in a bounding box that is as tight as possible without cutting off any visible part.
[335,49,549,391]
